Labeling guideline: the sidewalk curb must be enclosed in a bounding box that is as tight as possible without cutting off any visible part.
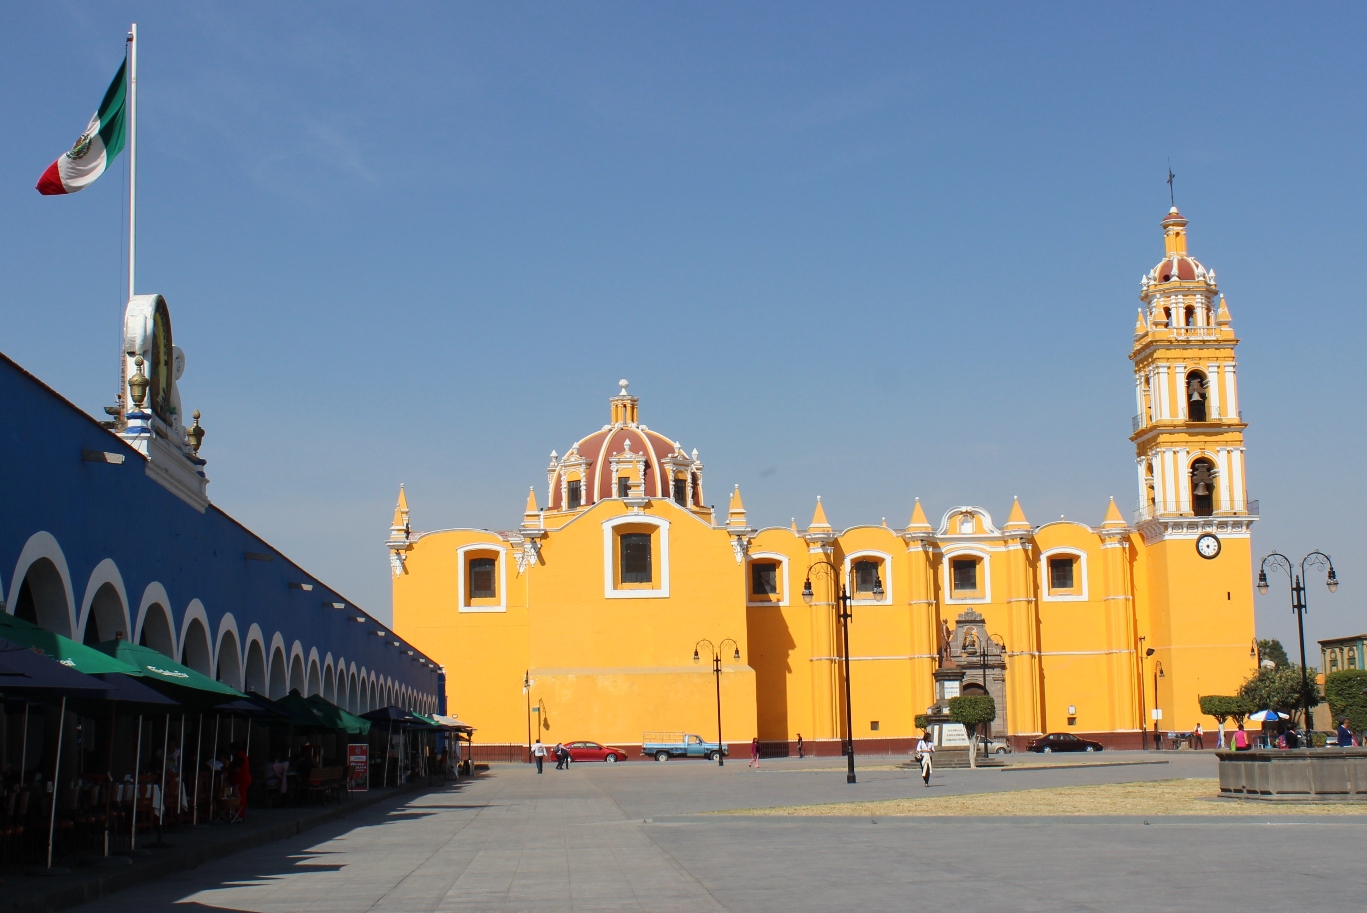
[6,782,436,913]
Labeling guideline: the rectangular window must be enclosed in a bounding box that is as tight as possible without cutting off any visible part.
[673,478,687,506]
[853,560,881,593]
[751,563,778,596]
[618,477,630,498]
[951,558,978,593]
[1049,557,1075,591]
[469,557,496,598]
[566,480,582,510]
[620,533,652,583]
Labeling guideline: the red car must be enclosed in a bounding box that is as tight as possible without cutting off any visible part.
[564,741,628,763]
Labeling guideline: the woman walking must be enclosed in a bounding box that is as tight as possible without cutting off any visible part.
[914,731,935,786]
[748,737,760,769]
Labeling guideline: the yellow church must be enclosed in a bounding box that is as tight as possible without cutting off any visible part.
[392,206,1258,754]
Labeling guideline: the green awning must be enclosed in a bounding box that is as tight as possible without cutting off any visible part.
[304,693,372,735]
[93,639,244,702]
[0,612,138,676]
[274,690,372,734]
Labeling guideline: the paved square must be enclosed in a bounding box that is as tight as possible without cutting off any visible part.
[71,754,1367,913]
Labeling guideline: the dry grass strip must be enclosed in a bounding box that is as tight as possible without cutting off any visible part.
[720,779,1367,817]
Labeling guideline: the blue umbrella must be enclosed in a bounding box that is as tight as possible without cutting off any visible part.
[1248,709,1289,722]
[0,637,114,699]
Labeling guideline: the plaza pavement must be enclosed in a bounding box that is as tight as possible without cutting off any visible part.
[67,752,1367,913]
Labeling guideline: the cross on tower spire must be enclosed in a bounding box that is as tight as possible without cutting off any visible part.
[1167,161,1176,208]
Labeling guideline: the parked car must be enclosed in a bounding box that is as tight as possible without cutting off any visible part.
[1026,733,1104,753]
[979,737,1012,755]
[564,741,629,763]
[642,731,727,761]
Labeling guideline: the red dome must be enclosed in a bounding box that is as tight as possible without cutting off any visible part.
[1149,254,1208,284]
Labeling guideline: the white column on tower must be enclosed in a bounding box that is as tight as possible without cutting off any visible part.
[1232,447,1247,511]
[1156,366,1170,420]
[1207,362,1221,419]
[1228,368,1240,417]
[1174,363,1187,420]
[1217,448,1231,512]
[1176,448,1191,513]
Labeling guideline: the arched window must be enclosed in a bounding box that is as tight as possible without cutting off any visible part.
[1184,305,1196,327]
[1190,458,1216,517]
[1186,370,1208,422]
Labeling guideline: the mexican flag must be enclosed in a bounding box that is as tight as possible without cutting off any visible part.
[36,58,128,195]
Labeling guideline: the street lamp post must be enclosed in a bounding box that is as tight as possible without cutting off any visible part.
[1137,641,1154,751]
[693,638,740,767]
[522,670,533,764]
[802,560,881,785]
[1258,551,1339,739]
[1152,660,1165,749]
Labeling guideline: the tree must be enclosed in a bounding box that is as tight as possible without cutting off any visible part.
[948,694,996,769]
[914,714,930,732]
[1323,670,1367,734]
[1257,639,1290,669]
[1238,664,1321,726]
[1198,695,1253,747]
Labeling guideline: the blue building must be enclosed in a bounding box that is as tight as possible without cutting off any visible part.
[0,293,440,714]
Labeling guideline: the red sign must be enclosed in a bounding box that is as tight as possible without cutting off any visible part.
[347,743,369,792]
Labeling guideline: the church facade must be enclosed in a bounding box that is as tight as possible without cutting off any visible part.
[392,207,1257,752]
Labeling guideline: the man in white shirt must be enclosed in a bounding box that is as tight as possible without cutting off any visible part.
[532,738,546,774]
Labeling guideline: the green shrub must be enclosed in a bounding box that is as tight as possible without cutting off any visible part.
[1198,694,1253,724]
[1324,670,1367,731]
[948,694,996,728]
[914,714,929,731]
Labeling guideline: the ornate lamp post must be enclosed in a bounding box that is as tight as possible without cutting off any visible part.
[693,638,740,767]
[1258,551,1339,738]
[802,560,881,784]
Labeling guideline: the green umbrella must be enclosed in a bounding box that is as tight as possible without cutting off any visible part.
[275,690,372,735]
[93,638,244,704]
[304,693,371,735]
[0,612,138,676]
[269,690,331,730]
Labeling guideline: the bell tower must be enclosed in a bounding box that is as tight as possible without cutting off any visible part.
[1130,206,1257,729]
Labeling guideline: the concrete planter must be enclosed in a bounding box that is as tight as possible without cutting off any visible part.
[1217,748,1367,801]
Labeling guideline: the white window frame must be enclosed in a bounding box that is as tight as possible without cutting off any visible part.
[1040,548,1089,602]
[943,548,991,604]
[746,552,790,607]
[843,550,893,606]
[602,515,670,598]
[457,544,507,612]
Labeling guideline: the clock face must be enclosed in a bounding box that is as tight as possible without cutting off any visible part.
[1196,534,1221,559]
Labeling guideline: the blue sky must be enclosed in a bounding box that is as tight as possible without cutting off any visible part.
[2,3,1363,652]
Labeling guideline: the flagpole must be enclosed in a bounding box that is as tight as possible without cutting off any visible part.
[127,22,137,302]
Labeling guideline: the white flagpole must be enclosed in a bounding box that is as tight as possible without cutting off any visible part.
[127,23,137,302]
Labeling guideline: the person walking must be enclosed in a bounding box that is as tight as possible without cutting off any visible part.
[532,738,545,774]
[914,731,935,786]
[1232,722,1250,751]
[554,743,569,770]
[1338,719,1355,747]
[748,737,760,769]
[1192,722,1204,750]
[796,734,804,759]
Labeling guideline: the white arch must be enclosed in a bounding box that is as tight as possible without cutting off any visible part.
[134,582,178,657]
[215,613,244,689]
[288,641,307,694]
[268,642,288,699]
[179,599,214,676]
[323,659,336,703]
[8,531,76,636]
[77,558,130,644]
[244,637,268,695]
